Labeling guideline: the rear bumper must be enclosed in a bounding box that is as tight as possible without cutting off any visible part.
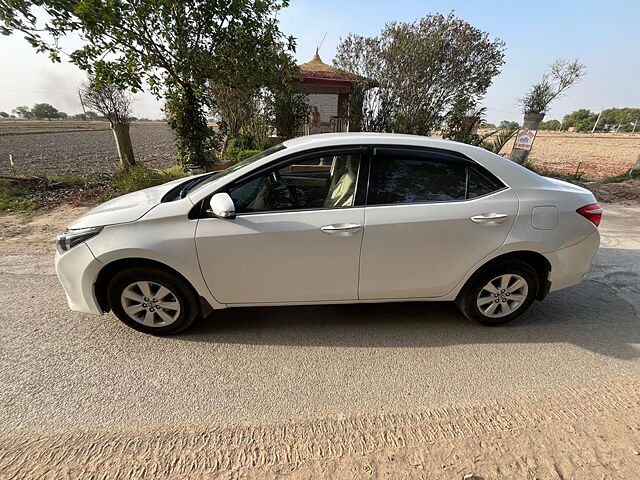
[545,231,600,292]
[54,243,104,315]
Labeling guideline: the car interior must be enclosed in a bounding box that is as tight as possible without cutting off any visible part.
[228,154,361,213]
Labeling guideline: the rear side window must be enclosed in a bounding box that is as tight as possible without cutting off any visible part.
[468,167,504,199]
[369,148,504,205]
[372,157,467,204]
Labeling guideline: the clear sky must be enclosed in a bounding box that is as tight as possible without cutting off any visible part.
[1,0,638,123]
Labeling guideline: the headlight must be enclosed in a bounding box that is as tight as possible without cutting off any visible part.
[56,226,103,253]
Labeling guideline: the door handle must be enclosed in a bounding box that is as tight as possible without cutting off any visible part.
[321,223,362,234]
[471,213,508,224]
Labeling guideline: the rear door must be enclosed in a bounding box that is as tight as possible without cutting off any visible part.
[358,147,519,299]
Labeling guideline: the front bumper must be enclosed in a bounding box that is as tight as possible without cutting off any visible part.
[54,243,104,315]
[545,231,600,292]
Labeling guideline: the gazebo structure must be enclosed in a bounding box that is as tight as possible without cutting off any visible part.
[294,50,358,135]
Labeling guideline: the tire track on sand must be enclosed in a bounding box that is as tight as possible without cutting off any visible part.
[1,376,639,479]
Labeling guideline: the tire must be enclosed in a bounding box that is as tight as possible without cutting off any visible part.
[107,266,200,335]
[456,260,539,326]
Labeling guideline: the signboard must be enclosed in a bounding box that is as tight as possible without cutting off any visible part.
[513,129,537,151]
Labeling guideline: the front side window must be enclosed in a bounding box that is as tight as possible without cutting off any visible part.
[370,148,504,205]
[227,153,361,213]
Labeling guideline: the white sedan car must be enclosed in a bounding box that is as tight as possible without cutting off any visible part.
[55,133,601,335]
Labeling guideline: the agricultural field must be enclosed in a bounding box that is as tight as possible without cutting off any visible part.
[500,130,639,179]
[0,121,177,177]
[1,121,638,180]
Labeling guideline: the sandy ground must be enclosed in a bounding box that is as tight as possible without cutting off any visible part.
[501,131,640,179]
[0,204,639,479]
[0,205,89,255]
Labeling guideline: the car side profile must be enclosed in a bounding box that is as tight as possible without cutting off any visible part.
[55,133,601,335]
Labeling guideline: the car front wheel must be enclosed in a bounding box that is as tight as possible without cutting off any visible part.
[107,266,200,335]
[456,260,539,326]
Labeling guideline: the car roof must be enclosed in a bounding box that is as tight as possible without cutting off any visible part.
[283,132,462,151]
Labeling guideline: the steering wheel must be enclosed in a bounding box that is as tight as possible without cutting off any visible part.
[271,171,300,208]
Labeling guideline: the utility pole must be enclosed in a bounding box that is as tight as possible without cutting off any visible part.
[633,120,638,134]
[591,109,603,134]
[78,90,88,123]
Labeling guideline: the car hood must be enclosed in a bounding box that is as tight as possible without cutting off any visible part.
[68,177,190,229]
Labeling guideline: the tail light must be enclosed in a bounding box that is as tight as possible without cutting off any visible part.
[576,203,602,226]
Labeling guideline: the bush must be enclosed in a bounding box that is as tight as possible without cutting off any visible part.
[227,132,269,151]
[109,164,186,196]
[222,147,261,163]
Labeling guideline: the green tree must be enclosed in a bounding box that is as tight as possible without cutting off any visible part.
[561,109,597,131]
[334,12,505,135]
[538,119,561,130]
[12,106,32,119]
[512,59,586,164]
[2,0,294,168]
[79,79,136,168]
[599,108,640,132]
[520,59,586,115]
[499,120,520,130]
[31,103,60,120]
[268,87,310,139]
[0,111,8,118]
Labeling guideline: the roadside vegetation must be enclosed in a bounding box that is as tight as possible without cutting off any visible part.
[108,165,186,197]
[0,165,187,215]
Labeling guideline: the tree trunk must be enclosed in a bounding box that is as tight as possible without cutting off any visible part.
[111,123,136,169]
[510,112,545,165]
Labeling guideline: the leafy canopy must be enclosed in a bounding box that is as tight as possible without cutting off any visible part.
[1,0,294,93]
[334,12,506,135]
[79,80,133,125]
[1,0,295,165]
[31,103,60,119]
[520,59,586,114]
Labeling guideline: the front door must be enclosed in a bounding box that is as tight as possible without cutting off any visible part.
[358,147,519,299]
[195,149,367,304]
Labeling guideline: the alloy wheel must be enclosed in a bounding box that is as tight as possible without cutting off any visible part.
[476,274,529,319]
[120,281,182,327]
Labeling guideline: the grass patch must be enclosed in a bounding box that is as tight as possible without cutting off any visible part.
[0,183,45,214]
[526,161,640,185]
[47,173,89,186]
[599,169,640,184]
[108,164,187,197]
[524,162,585,183]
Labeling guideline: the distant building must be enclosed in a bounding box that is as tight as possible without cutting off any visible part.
[294,50,358,135]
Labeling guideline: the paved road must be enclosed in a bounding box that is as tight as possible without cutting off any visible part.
[1,204,639,436]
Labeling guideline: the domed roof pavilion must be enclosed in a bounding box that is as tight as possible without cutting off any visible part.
[294,50,360,134]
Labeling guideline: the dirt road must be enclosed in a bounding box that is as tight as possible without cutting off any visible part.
[1,204,639,478]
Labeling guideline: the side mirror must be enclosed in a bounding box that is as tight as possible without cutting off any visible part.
[209,193,236,219]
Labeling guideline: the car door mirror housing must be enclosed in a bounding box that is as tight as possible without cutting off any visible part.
[209,193,236,219]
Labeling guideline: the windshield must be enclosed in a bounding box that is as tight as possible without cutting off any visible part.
[184,143,287,196]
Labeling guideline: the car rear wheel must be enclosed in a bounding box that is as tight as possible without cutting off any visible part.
[456,260,539,326]
[107,266,200,335]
